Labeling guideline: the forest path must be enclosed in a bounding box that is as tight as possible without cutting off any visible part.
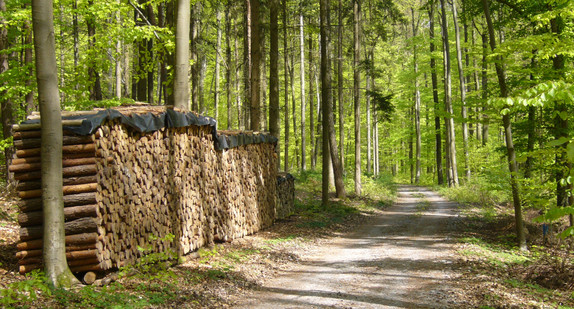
[235,185,462,308]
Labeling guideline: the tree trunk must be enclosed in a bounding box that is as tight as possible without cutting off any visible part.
[481,31,489,145]
[481,0,526,250]
[249,0,261,130]
[0,0,14,182]
[191,2,201,111]
[115,0,122,99]
[299,13,306,170]
[23,20,35,113]
[31,0,79,287]
[412,8,421,185]
[269,0,280,168]
[320,0,345,202]
[174,0,190,110]
[309,30,316,170]
[225,2,232,128]
[353,0,362,195]
[214,8,222,122]
[87,0,102,101]
[283,0,289,172]
[428,1,444,185]
[243,0,251,128]
[337,0,344,171]
[440,0,458,187]
[452,0,470,182]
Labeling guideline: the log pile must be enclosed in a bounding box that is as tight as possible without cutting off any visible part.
[11,107,279,274]
[276,173,295,219]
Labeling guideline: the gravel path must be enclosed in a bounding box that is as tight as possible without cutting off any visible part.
[235,185,462,308]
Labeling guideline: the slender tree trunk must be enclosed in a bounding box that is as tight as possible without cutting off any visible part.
[309,30,316,170]
[174,0,190,110]
[191,2,201,111]
[0,0,14,181]
[550,14,572,224]
[225,2,232,128]
[165,1,175,104]
[283,0,289,171]
[243,0,251,127]
[87,0,102,101]
[524,54,537,179]
[24,21,35,112]
[214,8,222,121]
[269,0,280,169]
[428,1,444,185]
[321,0,345,203]
[146,3,155,104]
[440,0,459,187]
[412,8,421,185]
[366,51,371,175]
[290,58,299,169]
[250,0,261,130]
[31,0,80,287]
[481,0,526,250]
[337,0,344,171]
[115,0,122,99]
[353,0,362,195]
[481,32,489,145]
[452,0,470,182]
[299,13,306,170]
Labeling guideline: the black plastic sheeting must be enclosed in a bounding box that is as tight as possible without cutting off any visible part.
[23,109,277,150]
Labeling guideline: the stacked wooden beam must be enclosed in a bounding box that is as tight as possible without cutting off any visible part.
[12,107,279,274]
[11,121,104,274]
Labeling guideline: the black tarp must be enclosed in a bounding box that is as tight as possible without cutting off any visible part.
[22,109,277,150]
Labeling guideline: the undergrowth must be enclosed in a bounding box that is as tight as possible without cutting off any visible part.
[441,181,574,308]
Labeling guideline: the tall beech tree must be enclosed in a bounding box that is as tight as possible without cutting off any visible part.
[481,0,526,251]
[174,0,190,110]
[31,0,80,287]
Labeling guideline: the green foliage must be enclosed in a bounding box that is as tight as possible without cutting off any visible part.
[0,270,52,307]
[119,233,178,280]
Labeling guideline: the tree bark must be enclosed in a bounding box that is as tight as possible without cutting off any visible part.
[87,0,102,101]
[174,0,190,110]
[353,0,362,195]
[481,0,526,250]
[31,0,79,287]
[337,0,344,171]
[214,8,222,121]
[428,1,444,185]
[0,0,14,182]
[282,0,289,172]
[243,0,251,128]
[299,13,306,170]
[225,2,233,128]
[440,0,459,187]
[480,31,489,145]
[320,0,345,203]
[269,0,280,168]
[412,8,421,185]
[452,0,470,182]
[309,29,316,170]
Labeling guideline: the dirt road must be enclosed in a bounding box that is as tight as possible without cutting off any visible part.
[236,186,462,308]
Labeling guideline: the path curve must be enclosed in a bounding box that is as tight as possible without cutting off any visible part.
[235,185,461,308]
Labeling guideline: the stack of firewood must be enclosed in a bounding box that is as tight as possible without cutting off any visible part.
[11,107,279,274]
[276,172,295,219]
[11,121,104,274]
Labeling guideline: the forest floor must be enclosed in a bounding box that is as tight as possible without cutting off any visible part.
[1,176,573,308]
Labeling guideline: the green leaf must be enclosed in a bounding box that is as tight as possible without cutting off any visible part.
[559,226,574,239]
[547,137,570,147]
